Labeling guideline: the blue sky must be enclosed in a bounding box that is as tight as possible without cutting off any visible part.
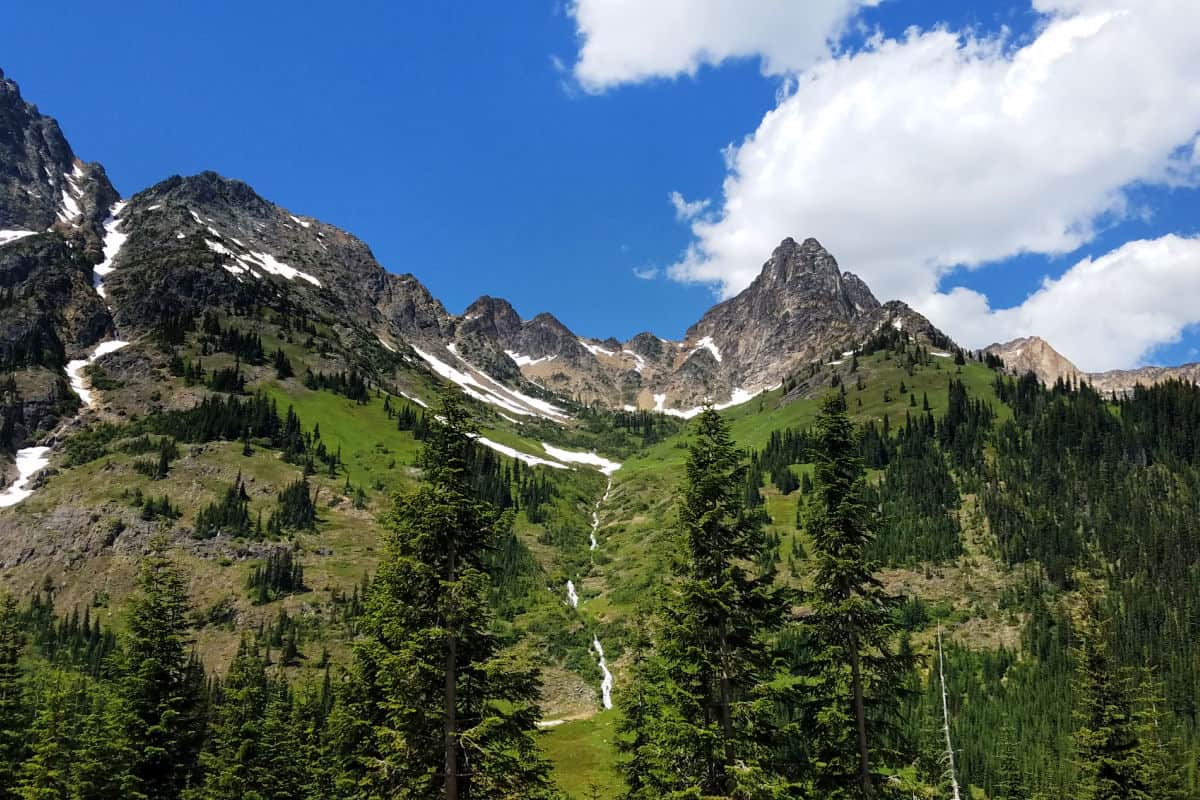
[3,0,1199,370]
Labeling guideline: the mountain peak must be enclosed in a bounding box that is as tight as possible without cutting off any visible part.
[1,71,117,234]
[984,336,1082,386]
[143,172,274,218]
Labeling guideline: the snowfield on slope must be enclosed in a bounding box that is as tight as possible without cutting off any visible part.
[412,345,569,421]
[540,444,621,475]
[0,447,51,508]
[66,340,131,407]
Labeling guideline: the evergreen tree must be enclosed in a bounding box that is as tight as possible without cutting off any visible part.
[193,636,267,799]
[804,393,914,798]
[120,539,207,800]
[348,388,556,798]
[0,596,28,797]
[618,408,789,798]
[1072,607,1151,800]
[16,679,75,800]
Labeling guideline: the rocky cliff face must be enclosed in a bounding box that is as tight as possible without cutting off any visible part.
[0,73,124,461]
[983,337,1083,386]
[0,69,117,244]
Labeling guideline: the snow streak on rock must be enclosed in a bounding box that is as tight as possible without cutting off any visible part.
[66,340,131,408]
[0,230,37,247]
[93,202,128,299]
[0,447,51,508]
[412,345,569,421]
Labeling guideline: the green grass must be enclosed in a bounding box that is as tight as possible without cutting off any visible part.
[541,710,625,799]
[259,381,424,492]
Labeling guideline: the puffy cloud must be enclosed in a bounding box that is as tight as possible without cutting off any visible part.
[567,0,874,92]
[923,235,1200,372]
[667,0,1200,310]
[668,191,710,221]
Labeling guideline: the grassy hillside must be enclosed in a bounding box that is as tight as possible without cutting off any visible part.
[1,317,1055,797]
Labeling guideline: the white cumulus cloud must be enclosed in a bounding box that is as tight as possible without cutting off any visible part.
[571,0,1200,370]
[668,0,1200,307]
[567,0,875,92]
[924,235,1200,372]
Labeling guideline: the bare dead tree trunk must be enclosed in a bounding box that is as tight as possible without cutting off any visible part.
[938,625,962,800]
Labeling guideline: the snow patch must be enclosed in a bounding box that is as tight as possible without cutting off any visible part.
[412,345,569,421]
[540,443,621,475]
[377,336,397,353]
[92,203,128,300]
[205,239,235,256]
[66,340,131,407]
[653,386,771,419]
[239,251,322,286]
[931,351,952,358]
[0,447,51,508]
[289,214,311,228]
[56,164,87,223]
[689,335,722,362]
[205,237,321,287]
[622,349,647,373]
[0,230,37,247]
[398,391,428,409]
[505,350,556,367]
[579,339,615,357]
[892,318,904,331]
[472,435,568,470]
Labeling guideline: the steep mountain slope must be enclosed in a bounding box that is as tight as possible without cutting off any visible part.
[986,334,1200,393]
[983,336,1083,386]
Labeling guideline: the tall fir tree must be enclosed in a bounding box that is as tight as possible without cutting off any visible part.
[618,408,790,799]
[16,679,76,800]
[1072,606,1151,800]
[347,388,556,799]
[804,393,915,798]
[121,538,208,800]
[0,595,28,798]
[191,635,268,799]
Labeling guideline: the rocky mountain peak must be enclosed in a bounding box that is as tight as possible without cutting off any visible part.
[461,296,522,338]
[144,172,275,219]
[984,336,1083,386]
[0,73,117,237]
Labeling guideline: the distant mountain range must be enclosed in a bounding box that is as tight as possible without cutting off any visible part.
[1,64,1193,472]
[984,336,1200,395]
[0,66,958,456]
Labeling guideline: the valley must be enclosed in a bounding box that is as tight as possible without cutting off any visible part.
[1,64,1198,799]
